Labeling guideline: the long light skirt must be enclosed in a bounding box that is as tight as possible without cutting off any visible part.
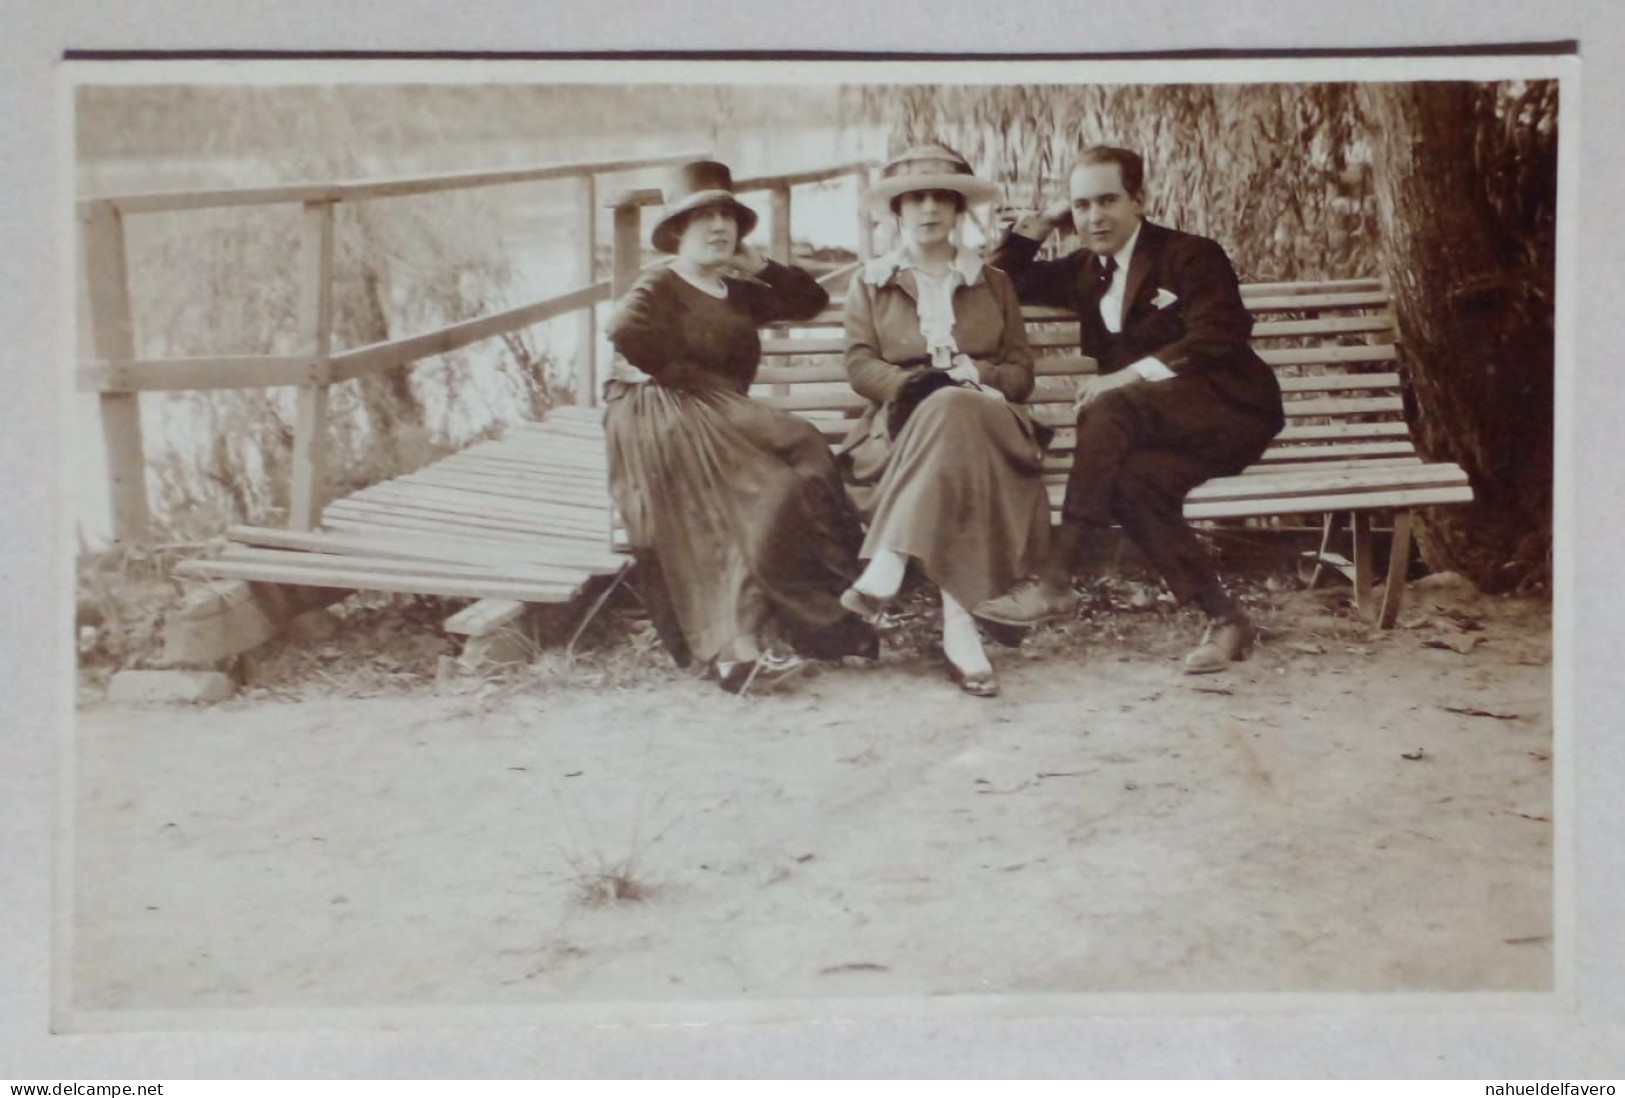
[860,387,1051,609]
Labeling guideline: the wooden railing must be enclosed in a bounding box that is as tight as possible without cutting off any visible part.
[79,152,876,547]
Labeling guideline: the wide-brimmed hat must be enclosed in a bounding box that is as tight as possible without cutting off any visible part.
[862,143,999,218]
[649,160,759,254]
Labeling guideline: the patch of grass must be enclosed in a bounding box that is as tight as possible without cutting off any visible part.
[563,859,655,908]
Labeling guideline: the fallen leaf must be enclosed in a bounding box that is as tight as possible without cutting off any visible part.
[1423,635,1484,655]
[1288,642,1326,655]
[1190,685,1234,695]
[1440,705,1522,721]
[1517,812,1551,823]
[820,963,890,975]
[1401,749,1428,761]
[1504,936,1551,946]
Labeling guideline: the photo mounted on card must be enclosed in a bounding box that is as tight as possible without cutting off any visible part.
[58,51,1573,1031]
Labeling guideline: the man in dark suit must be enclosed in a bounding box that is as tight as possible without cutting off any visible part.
[976,146,1286,673]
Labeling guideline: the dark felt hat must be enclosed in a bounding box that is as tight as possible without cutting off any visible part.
[649,160,760,254]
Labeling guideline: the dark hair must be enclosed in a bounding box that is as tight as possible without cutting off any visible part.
[1074,146,1146,201]
[668,201,741,240]
[888,188,968,217]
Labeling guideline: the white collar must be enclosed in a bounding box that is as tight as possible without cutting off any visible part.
[1108,220,1145,272]
[861,245,985,288]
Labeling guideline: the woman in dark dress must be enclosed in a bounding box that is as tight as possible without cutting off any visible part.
[603,160,876,692]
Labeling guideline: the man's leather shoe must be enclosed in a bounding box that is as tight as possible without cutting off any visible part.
[972,579,1079,627]
[1182,615,1256,675]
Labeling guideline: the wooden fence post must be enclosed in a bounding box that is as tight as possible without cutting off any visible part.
[82,200,150,547]
[854,166,874,260]
[769,182,792,263]
[288,200,336,532]
[573,174,598,406]
[610,195,643,300]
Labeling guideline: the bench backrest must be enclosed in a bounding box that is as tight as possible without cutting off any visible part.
[755,276,1416,482]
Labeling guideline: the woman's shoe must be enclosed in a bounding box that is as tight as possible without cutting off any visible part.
[841,586,902,633]
[942,653,1000,698]
[718,648,808,695]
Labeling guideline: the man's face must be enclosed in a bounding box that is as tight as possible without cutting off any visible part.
[1069,162,1145,256]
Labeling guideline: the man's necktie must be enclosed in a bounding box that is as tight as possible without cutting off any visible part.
[1099,254,1119,289]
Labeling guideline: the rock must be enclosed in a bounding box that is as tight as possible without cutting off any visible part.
[286,607,342,643]
[107,669,237,705]
[1412,571,1481,597]
[458,629,533,671]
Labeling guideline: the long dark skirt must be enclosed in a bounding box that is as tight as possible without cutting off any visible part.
[603,381,875,667]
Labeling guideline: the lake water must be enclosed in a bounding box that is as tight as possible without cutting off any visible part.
[74,122,891,544]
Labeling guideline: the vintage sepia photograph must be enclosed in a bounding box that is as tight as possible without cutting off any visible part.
[61,56,1568,1029]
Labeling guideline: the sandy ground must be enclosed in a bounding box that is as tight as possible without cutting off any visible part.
[68,575,1554,1017]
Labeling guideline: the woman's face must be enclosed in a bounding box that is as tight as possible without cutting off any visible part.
[896,189,961,249]
[675,203,740,267]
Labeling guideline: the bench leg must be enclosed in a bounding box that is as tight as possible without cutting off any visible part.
[1301,511,1344,589]
[1378,509,1413,629]
[1350,511,1374,617]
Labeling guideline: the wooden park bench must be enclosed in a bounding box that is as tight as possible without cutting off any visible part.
[745,274,1474,628]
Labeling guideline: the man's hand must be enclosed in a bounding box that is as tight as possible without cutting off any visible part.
[1072,369,1139,415]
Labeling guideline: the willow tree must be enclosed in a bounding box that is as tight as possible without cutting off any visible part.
[1358,81,1557,592]
[848,80,1557,593]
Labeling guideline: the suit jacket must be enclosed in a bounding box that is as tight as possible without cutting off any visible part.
[989,219,1285,430]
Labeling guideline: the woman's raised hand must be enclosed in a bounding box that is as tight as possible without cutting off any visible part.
[725,242,771,276]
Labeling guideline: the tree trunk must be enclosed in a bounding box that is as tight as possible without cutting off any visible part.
[1358,82,1554,593]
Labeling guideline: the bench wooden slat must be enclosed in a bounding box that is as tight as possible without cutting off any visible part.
[749,387,1408,418]
[754,356,1402,388]
[762,279,1391,331]
[1253,440,1417,463]
[1039,481,1474,520]
[219,544,582,586]
[226,524,600,577]
[1239,277,1384,295]
[1258,344,1398,367]
[1181,485,1475,521]
[1252,314,1395,339]
[1275,421,1413,442]
[347,484,610,529]
[1279,395,1405,417]
[319,516,624,572]
[1027,395,1404,428]
[1238,455,1423,476]
[175,557,581,603]
[1242,291,1392,312]
[1184,462,1468,503]
[1032,421,1415,455]
[1037,462,1465,503]
[324,498,611,543]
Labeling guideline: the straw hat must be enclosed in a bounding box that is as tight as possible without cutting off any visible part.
[649,160,759,254]
[862,143,998,219]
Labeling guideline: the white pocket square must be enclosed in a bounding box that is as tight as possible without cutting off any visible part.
[1152,287,1179,309]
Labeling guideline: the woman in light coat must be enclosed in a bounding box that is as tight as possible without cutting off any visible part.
[839,144,1052,697]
